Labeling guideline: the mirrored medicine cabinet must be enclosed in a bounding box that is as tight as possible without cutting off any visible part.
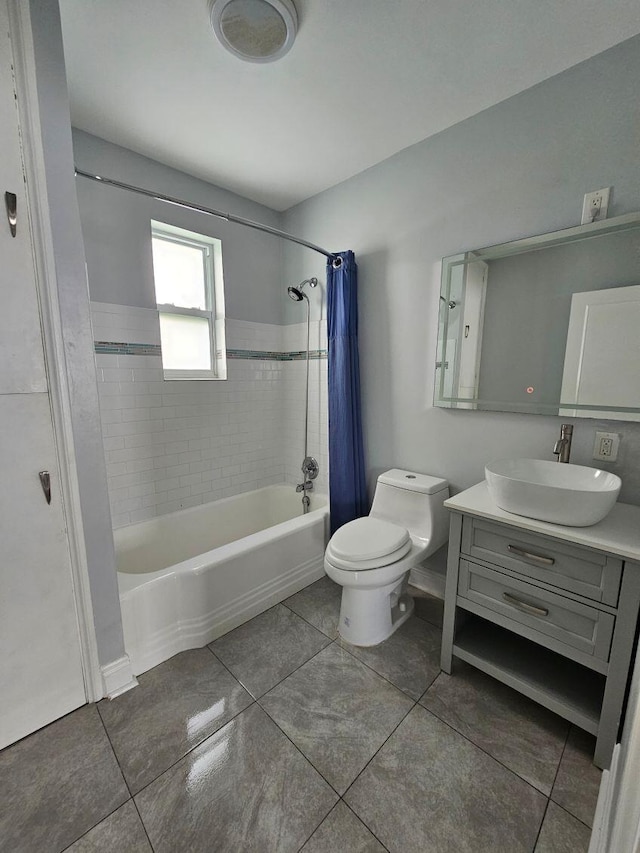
[434,212,640,421]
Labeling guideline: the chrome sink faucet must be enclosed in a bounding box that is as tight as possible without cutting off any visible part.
[553,423,573,463]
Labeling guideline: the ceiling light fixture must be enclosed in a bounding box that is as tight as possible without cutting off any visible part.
[209,0,298,63]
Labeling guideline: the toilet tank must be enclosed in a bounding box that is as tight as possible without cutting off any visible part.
[370,469,450,555]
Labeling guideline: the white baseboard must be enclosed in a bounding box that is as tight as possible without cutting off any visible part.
[409,565,446,599]
[101,655,138,699]
[409,545,448,599]
[589,743,619,852]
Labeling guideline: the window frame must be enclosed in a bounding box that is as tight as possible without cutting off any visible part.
[151,221,226,381]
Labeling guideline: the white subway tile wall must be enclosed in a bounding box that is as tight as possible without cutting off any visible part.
[92,303,328,527]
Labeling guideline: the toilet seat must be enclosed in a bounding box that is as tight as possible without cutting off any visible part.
[326,517,412,571]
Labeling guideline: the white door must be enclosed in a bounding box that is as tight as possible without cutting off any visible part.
[560,285,640,421]
[0,0,86,749]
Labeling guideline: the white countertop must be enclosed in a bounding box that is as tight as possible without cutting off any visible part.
[445,481,640,562]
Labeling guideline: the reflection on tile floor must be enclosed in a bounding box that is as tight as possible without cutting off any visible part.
[1,579,597,853]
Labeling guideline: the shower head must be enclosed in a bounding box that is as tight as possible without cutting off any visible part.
[287,277,317,302]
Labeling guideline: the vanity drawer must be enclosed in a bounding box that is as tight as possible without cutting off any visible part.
[458,559,615,663]
[461,517,622,606]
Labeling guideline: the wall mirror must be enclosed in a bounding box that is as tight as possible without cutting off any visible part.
[434,212,640,421]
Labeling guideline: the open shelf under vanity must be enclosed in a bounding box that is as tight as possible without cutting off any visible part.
[452,615,605,734]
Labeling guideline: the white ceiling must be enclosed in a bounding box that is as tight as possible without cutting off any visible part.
[59,0,640,212]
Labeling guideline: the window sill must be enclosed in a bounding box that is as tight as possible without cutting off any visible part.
[162,368,227,381]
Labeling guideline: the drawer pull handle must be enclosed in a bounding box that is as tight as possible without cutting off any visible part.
[507,544,555,566]
[502,592,549,618]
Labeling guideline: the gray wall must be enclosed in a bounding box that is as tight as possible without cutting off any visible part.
[283,35,640,506]
[478,229,640,407]
[73,130,284,323]
[28,0,125,666]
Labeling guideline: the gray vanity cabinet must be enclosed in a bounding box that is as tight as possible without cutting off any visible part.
[441,495,640,769]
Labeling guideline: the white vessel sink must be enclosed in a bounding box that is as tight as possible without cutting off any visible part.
[485,458,622,527]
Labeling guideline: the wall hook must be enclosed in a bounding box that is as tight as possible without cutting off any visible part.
[5,191,17,237]
[39,471,51,505]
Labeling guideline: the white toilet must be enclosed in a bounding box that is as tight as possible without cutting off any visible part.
[324,469,450,646]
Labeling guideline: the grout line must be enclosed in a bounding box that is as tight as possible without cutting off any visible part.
[293,798,392,853]
[250,638,332,701]
[207,603,332,701]
[257,699,344,798]
[331,635,439,701]
[129,698,258,799]
[529,720,568,849]
[550,725,571,797]
[546,726,595,829]
[340,799,392,852]
[131,795,157,851]
[58,801,133,852]
[57,707,136,851]
[205,641,257,696]
[95,702,134,799]
[417,696,565,801]
[340,699,418,802]
[531,798,552,853]
[547,800,594,832]
[531,729,595,853]
[280,599,338,642]
[294,805,338,853]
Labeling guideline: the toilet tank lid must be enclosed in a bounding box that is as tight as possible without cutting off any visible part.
[377,469,449,495]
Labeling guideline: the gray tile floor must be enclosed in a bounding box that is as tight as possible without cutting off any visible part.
[1,579,600,853]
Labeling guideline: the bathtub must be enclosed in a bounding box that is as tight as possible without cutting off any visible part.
[115,485,329,676]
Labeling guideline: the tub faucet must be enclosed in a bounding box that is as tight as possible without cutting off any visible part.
[553,423,573,463]
[296,480,314,493]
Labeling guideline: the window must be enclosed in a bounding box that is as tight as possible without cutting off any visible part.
[151,221,226,380]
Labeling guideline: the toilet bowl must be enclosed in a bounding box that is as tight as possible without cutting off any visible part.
[324,469,449,646]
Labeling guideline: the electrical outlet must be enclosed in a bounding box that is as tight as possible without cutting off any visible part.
[593,431,620,462]
[581,187,611,225]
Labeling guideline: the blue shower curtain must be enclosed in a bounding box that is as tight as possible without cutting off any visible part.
[327,250,367,533]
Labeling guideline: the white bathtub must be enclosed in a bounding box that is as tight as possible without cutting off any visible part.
[115,485,329,676]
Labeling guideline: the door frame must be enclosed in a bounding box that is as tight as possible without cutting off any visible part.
[589,638,640,851]
[7,0,102,702]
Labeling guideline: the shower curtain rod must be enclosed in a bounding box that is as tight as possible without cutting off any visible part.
[75,169,341,264]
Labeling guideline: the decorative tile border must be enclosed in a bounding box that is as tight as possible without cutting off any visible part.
[227,348,327,361]
[95,341,327,361]
[95,341,162,356]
